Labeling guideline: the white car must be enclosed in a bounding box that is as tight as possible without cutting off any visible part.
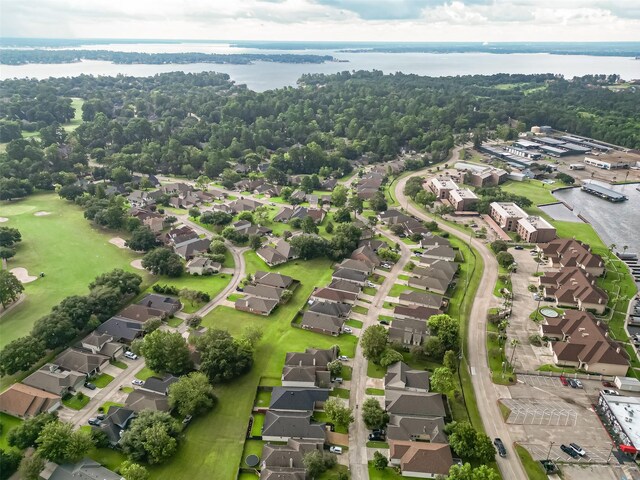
[338,355,349,361]
[131,379,144,386]
[366,281,375,287]
[343,327,353,334]
[329,446,343,454]
[574,379,583,388]
[124,351,138,360]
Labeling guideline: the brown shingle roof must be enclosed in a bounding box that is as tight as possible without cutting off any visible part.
[390,440,453,476]
[0,383,60,417]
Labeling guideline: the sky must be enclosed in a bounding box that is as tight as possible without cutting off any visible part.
[1,0,639,42]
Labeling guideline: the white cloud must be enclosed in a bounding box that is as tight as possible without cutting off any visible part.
[0,0,639,41]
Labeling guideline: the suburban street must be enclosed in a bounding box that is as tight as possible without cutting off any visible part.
[348,216,412,479]
[396,168,528,480]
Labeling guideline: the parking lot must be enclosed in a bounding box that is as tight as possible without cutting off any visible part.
[522,442,613,463]
[502,398,578,426]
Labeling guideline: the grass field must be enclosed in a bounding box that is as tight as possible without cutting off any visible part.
[501,180,557,207]
[63,392,90,410]
[152,258,358,480]
[0,413,22,450]
[147,273,233,314]
[93,373,114,388]
[0,194,147,349]
[63,98,84,132]
[515,444,547,480]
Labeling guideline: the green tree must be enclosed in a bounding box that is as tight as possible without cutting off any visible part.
[140,330,192,375]
[249,234,262,251]
[0,336,45,375]
[18,453,45,480]
[333,208,351,223]
[0,270,24,309]
[7,413,57,449]
[200,211,233,226]
[143,318,162,334]
[373,451,388,470]
[119,461,149,480]
[209,240,227,255]
[188,207,201,220]
[301,216,318,234]
[443,350,458,373]
[327,360,343,377]
[36,421,92,464]
[379,348,403,367]
[324,398,354,428]
[0,227,21,247]
[197,329,254,382]
[369,191,388,212]
[120,411,181,464]
[447,422,496,463]
[331,185,348,207]
[126,226,158,252]
[430,367,456,394]
[303,450,336,478]
[362,398,389,430]
[447,463,500,480]
[428,314,460,352]
[168,372,217,417]
[142,248,184,277]
[0,448,22,480]
[361,325,388,364]
[89,269,142,295]
[496,251,514,268]
[290,234,328,259]
[490,240,508,253]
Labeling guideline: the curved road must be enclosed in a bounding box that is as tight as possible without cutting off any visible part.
[395,170,526,480]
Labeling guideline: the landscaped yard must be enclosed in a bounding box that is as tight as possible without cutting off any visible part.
[329,388,350,399]
[0,413,22,450]
[152,257,357,480]
[110,360,127,369]
[167,317,183,328]
[147,273,233,314]
[99,401,124,413]
[367,361,386,378]
[87,446,127,472]
[135,366,158,381]
[388,283,423,297]
[368,463,403,479]
[93,373,114,388]
[352,305,369,315]
[253,390,271,408]
[313,411,347,434]
[501,180,557,207]
[365,388,385,396]
[241,439,266,464]
[345,319,363,329]
[0,194,148,348]
[250,413,265,437]
[63,393,90,410]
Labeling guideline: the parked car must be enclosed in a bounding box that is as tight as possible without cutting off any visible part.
[182,415,193,425]
[567,378,577,388]
[338,355,349,361]
[561,444,580,458]
[570,443,586,456]
[559,376,569,386]
[236,286,244,292]
[329,446,343,454]
[602,381,615,388]
[124,351,138,360]
[88,418,101,426]
[333,377,343,384]
[602,389,619,396]
[366,281,376,287]
[96,414,106,421]
[132,379,144,386]
[380,320,390,326]
[574,379,583,389]
[369,432,385,441]
[514,246,524,250]
[494,438,507,457]
[343,327,353,334]
[414,250,423,256]
[84,382,96,390]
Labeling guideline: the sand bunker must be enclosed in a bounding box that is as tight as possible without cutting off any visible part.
[10,267,38,283]
[109,237,127,249]
[130,259,145,270]
[34,211,51,216]
[0,217,8,223]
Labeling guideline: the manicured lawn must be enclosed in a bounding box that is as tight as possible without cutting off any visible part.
[87,447,127,472]
[0,194,147,348]
[515,444,548,480]
[318,465,350,480]
[148,273,232,314]
[93,373,114,388]
[227,293,244,302]
[378,315,394,323]
[121,386,134,394]
[313,411,347,434]
[368,463,403,479]
[167,317,183,328]
[346,319,363,329]
[63,98,84,132]
[367,361,386,378]
[388,283,423,297]
[135,366,158,381]
[352,305,369,315]
[369,273,385,284]
[241,439,266,464]
[363,286,377,295]
[365,388,385,396]
[63,393,90,410]
[341,365,352,381]
[251,413,265,437]
[153,258,356,480]
[366,441,389,448]
[110,360,127,369]
[99,401,124,413]
[329,388,350,399]
[499,401,512,421]
[0,413,22,450]
[501,180,557,207]
[254,390,271,408]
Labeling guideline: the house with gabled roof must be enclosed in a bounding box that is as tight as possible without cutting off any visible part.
[0,383,60,418]
[394,305,440,323]
[397,291,445,309]
[255,271,294,289]
[139,375,179,396]
[137,294,181,315]
[308,301,351,318]
[244,284,285,303]
[96,317,144,344]
[269,387,330,411]
[236,296,278,316]
[389,440,454,478]
[23,364,85,396]
[351,245,381,269]
[79,332,124,360]
[117,304,166,322]
[260,439,322,480]
[125,390,170,413]
[332,268,368,286]
[99,406,136,446]
[39,458,124,480]
[538,238,605,277]
[385,361,430,392]
[385,390,446,418]
[54,349,110,377]
[386,415,447,444]
[539,267,608,313]
[300,311,345,336]
[309,287,357,305]
[327,279,361,295]
[388,318,430,346]
[336,258,373,274]
[261,410,326,442]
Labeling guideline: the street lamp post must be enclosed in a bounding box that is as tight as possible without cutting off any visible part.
[546,441,555,461]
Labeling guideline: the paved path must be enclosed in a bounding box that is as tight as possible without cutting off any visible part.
[348,215,412,479]
[396,167,527,480]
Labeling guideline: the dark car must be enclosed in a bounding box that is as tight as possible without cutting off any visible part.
[84,382,96,390]
[369,433,385,441]
[380,320,390,326]
[567,378,577,388]
[561,444,579,458]
[514,246,524,250]
[96,414,106,421]
[602,381,615,388]
[559,375,568,386]
[494,438,506,457]
[88,418,101,426]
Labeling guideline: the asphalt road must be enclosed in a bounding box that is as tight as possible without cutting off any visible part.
[395,168,527,480]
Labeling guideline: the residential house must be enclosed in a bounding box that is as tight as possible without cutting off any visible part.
[54,349,110,377]
[274,206,295,222]
[139,375,179,396]
[174,237,211,260]
[358,239,387,252]
[161,183,192,196]
[537,238,605,276]
[127,190,162,208]
[327,279,362,296]
[306,208,326,224]
[95,317,144,344]
[321,178,338,190]
[166,226,199,246]
[235,296,278,316]
[388,318,430,346]
[269,388,330,411]
[290,190,307,203]
[386,415,447,443]
[398,291,445,310]
[130,208,164,233]
[378,209,413,226]
[332,268,368,286]
[23,364,85,396]
[541,310,628,376]
[186,256,221,275]
[260,439,323,480]
[244,284,286,303]
[125,390,170,413]
[0,383,60,418]
[99,406,136,446]
[385,361,430,392]
[419,234,450,249]
[39,458,124,480]
[212,203,234,214]
[389,440,454,479]
[351,245,381,269]
[117,304,166,323]
[255,271,294,289]
[385,391,446,418]
[394,305,440,323]
[336,258,373,274]
[309,287,357,305]
[284,347,338,368]
[137,294,182,315]
[281,366,332,388]
[539,267,608,313]
[308,301,351,318]
[79,332,124,360]
[419,245,456,262]
[261,411,326,442]
[230,198,262,213]
[307,194,319,207]
[300,311,345,336]
[257,246,288,267]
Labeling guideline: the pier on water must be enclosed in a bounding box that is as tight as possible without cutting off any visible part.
[581,182,628,202]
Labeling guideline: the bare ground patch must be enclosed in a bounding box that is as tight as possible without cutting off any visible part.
[34,211,52,216]
[10,267,38,283]
[109,237,127,249]
[130,259,144,270]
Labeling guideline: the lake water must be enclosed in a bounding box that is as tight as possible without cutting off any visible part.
[553,183,640,255]
[2,42,639,91]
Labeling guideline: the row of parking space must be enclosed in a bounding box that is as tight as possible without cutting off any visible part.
[502,398,578,426]
[518,374,564,388]
[523,443,614,464]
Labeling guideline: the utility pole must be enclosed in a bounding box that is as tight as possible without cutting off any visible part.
[546,441,555,461]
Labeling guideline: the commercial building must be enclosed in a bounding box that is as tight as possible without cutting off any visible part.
[426,176,458,200]
[598,394,640,456]
[448,188,478,212]
[489,202,529,231]
[516,216,556,243]
[584,154,635,170]
[505,146,543,160]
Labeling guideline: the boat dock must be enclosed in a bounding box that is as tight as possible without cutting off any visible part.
[581,182,628,202]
